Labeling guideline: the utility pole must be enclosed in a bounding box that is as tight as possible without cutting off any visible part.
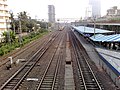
[13,22,15,34]
[19,18,22,46]
[6,19,11,43]
[19,20,22,34]
[93,17,96,39]
[57,19,60,30]
[84,23,86,33]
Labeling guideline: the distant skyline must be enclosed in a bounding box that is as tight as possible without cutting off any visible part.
[7,0,120,20]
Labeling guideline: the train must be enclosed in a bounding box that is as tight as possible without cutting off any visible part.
[59,26,65,31]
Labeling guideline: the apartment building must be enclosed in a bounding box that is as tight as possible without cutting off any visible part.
[107,6,120,16]
[0,0,9,38]
[48,5,55,23]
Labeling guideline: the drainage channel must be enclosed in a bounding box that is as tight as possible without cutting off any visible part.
[64,33,75,90]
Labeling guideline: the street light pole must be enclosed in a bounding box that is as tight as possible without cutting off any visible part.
[84,23,86,33]
[19,18,22,46]
[57,19,60,30]
[93,18,96,39]
[9,10,16,34]
[6,19,11,43]
[19,20,22,34]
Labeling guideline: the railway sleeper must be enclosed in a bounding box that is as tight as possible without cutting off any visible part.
[80,87,85,90]
[42,82,53,85]
[80,66,89,68]
[44,78,53,81]
[25,64,33,68]
[4,85,14,89]
[40,87,52,90]
[7,81,17,85]
[83,73,92,76]
[81,67,89,69]
[9,78,19,81]
[40,84,52,87]
[86,83,98,86]
[82,71,91,73]
[83,75,93,78]
[40,85,57,89]
[8,82,17,84]
[80,85,100,89]
[87,87,101,90]
[86,83,100,87]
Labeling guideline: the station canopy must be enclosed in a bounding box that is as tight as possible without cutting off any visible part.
[72,26,114,34]
[90,34,120,42]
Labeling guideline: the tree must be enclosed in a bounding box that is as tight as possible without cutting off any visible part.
[9,11,40,34]
[26,19,35,32]
[2,31,16,43]
[2,31,9,43]
[9,12,15,33]
[48,22,52,27]
[18,11,29,32]
[37,21,47,29]
[9,31,16,42]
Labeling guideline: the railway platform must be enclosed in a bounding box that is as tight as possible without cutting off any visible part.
[96,47,120,88]
[73,31,119,89]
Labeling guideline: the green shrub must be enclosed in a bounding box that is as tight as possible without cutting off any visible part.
[0,49,4,56]
[0,29,48,56]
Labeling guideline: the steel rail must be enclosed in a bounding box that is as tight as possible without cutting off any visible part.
[51,40,64,90]
[69,31,87,90]
[0,32,60,90]
[73,33,103,90]
[0,32,55,67]
[69,30,103,90]
[36,33,64,90]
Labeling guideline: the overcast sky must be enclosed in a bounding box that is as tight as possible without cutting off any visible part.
[7,0,120,19]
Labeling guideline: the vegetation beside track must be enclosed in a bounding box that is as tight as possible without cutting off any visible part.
[0,29,48,56]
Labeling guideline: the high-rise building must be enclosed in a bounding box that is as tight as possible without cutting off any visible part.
[48,5,55,23]
[0,0,9,35]
[89,0,101,18]
[85,5,92,19]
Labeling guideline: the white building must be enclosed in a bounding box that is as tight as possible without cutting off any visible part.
[0,0,9,39]
[48,5,55,23]
[85,5,92,20]
[107,6,120,16]
[89,0,101,18]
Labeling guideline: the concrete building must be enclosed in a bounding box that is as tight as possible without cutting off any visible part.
[89,0,101,18]
[85,5,92,20]
[0,0,9,38]
[107,6,120,16]
[48,5,55,23]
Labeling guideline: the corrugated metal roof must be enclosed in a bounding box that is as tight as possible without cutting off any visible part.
[90,34,105,41]
[72,26,114,34]
[106,34,120,42]
[90,34,120,42]
[90,23,120,26]
[114,37,120,42]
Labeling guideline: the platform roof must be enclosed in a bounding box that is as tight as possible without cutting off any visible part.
[90,34,120,42]
[89,23,120,26]
[72,26,114,34]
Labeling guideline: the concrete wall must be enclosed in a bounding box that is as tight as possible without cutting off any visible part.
[98,53,120,88]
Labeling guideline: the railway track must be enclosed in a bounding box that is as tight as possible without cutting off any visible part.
[36,31,65,90]
[69,30,103,90]
[0,32,60,90]
[0,31,56,67]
